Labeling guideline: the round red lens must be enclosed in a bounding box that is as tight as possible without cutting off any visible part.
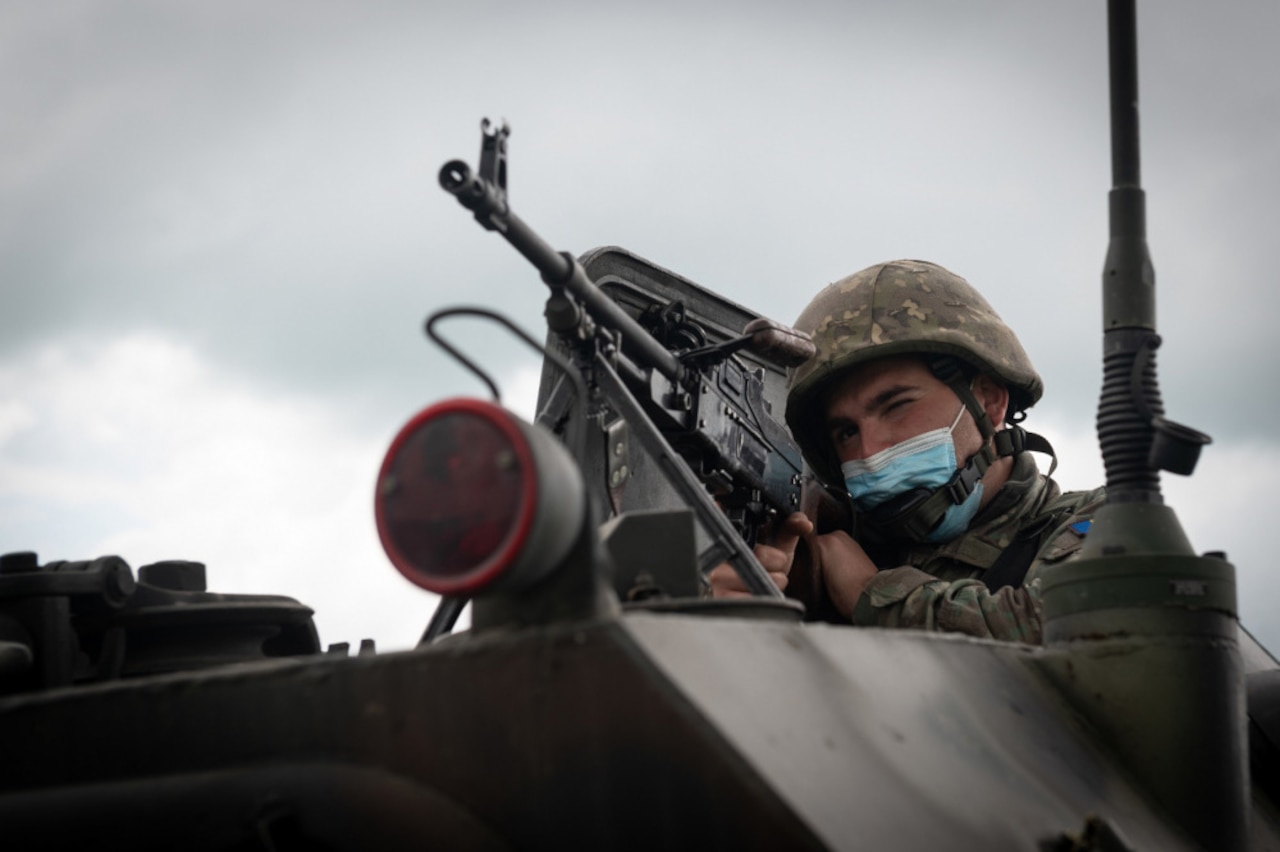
[376,402,533,594]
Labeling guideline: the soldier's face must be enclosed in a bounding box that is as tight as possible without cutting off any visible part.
[822,357,986,465]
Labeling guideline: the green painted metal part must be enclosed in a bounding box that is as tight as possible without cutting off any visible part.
[1041,503,1247,851]
[0,611,1235,850]
[1041,554,1236,620]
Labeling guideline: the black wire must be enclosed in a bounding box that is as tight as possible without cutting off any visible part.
[424,306,587,410]
[418,306,592,639]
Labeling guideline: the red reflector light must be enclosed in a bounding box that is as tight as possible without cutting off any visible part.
[375,399,537,595]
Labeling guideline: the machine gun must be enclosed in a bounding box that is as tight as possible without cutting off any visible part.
[433,120,817,602]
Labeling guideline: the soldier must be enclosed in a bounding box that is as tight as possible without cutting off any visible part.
[710,259,1103,644]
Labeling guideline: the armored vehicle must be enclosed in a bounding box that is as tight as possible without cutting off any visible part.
[1,2,1275,849]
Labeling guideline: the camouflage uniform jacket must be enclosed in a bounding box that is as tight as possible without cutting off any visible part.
[849,454,1105,645]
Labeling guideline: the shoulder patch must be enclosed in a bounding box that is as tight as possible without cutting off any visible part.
[1038,514,1097,565]
[1039,528,1087,565]
[1035,486,1105,563]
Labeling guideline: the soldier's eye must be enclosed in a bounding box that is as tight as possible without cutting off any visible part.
[830,424,857,444]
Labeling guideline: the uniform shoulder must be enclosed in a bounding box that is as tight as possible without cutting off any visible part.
[1036,484,1106,564]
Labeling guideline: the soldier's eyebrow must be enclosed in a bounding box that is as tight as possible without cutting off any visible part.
[867,383,917,412]
[825,383,918,432]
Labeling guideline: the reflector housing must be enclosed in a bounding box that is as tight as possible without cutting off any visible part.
[376,399,537,595]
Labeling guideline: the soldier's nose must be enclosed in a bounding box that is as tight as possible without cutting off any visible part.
[857,428,894,460]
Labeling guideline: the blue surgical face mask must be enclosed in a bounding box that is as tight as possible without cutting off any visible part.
[840,405,984,543]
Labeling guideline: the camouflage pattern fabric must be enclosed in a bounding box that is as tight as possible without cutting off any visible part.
[847,454,1105,644]
[786,260,1043,489]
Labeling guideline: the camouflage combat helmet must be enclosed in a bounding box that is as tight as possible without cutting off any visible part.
[786,259,1044,498]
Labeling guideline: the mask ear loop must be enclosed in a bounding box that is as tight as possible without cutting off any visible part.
[928,358,996,440]
[930,355,1060,477]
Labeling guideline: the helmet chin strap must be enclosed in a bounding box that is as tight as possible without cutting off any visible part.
[860,357,1057,543]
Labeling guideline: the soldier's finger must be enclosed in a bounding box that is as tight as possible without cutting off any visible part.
[755,543,792,576]
[707,561,749,596]
[763,512,813,556]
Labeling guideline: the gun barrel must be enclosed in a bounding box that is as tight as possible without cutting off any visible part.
[439,131,788,601]
[439,160,507,222]
[440,160,685,383]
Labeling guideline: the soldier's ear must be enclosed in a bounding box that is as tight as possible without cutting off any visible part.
[972,374,1009,429]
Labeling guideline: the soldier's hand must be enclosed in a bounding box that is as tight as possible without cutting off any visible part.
[812,530,878,618]
[708,512,813,598]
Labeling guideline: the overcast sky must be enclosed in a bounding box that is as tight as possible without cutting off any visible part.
[2,1,1277,652]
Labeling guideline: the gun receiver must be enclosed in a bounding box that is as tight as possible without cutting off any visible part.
[440,120,814,598]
